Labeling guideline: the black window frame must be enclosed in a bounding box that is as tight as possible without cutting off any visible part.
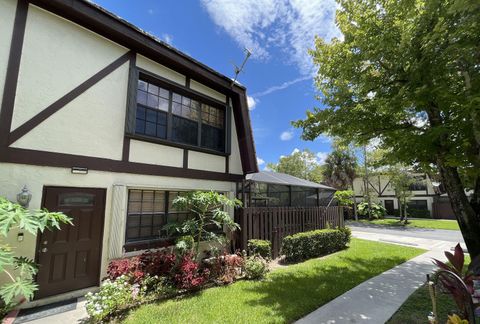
[126,69,230,156]
[125,189,192,245]
[124,189,226,252]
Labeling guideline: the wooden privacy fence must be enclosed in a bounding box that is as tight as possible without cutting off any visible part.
[235,206,344,258]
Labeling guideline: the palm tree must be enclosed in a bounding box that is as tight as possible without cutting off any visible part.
[323,149,358,219]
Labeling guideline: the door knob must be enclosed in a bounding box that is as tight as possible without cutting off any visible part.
[41,247,48,253]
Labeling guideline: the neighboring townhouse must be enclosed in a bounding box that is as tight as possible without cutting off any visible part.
[0,0,257,302]
[352,173,439,217]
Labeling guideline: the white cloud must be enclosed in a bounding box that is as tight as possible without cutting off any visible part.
[316,152,328,164]
[253,76,311,97]
[280,130,294,141]
[257,157,265,165]
[162,34,174,45]
[247,96,257,110]
[201,0,340,75]
[147,9,154,15]
[291,148,300,154]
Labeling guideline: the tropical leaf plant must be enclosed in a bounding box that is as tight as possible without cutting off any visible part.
[0,196,72,312]
[163,191,241,258]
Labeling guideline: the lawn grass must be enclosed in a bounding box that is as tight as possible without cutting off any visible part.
[124,238,425,324]
[357,218,460,231]
[388,257,471,323]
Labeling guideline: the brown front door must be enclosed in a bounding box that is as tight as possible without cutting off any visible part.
[36,187,106,299]
[384,200,395,215]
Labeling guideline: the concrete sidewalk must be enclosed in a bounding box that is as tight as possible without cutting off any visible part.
[296,231,458,324]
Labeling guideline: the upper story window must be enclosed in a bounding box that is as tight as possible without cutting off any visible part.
[133,77,227,153]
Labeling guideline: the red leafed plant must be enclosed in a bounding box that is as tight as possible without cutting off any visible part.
[432,243,474,316]
[107,256,143,282]
[433,243,473,293]
[204,252,245,284]
[174,253,209,290]
[139,250,176,277]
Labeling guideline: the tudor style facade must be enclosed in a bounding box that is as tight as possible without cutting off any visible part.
[352,173,438,217]
[0,0,257,302]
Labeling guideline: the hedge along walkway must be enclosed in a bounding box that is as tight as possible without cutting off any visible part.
[124,239,424,324]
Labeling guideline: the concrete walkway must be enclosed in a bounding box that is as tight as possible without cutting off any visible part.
[296,231,461,324]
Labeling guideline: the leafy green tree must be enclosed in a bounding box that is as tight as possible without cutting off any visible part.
[294,0,480,258]
[266,149,324,183]
[0,197,71,309]
[165,191,241,258]
[389,166,415,223]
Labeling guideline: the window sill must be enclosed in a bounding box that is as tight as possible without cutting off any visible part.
[126,133,229,157]
[123,238,175,253]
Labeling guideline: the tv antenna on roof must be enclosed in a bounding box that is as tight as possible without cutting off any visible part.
[231,48,252,86]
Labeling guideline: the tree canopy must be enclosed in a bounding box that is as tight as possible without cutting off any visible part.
[266,149,325,183]
[322,148,357,190]
[293,0,480,258]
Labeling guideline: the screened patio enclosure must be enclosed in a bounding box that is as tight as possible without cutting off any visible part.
[238,171,337,207]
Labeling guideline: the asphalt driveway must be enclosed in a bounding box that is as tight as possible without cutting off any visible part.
[347,221,464,243]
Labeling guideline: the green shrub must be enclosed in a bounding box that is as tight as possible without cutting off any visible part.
[393,208,431,218]
[357,202,386,219]
[244,256,269,280]
[281,228,351,263]
[247,239,272,259]
[407,208,431,218]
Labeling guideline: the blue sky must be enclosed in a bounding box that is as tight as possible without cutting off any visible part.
[94,0,340,169]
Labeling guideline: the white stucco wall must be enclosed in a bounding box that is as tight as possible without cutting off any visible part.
[11,63,129,160]
[11,4,128,131]
[190,79,226,103]
[188,150,225,173]
[136,54,186,86]
[129,140,184,167]
[0,163,236,286]
[0,0,17,107]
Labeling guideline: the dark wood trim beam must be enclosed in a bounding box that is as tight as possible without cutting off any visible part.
[225,156,229,174]
[0,0,28,148]
[122,137,130,161]
[8,51,133,145]
[124,52,138,135]
[380,179,391,195]
[183,149,188,169]
[0,147,243,182]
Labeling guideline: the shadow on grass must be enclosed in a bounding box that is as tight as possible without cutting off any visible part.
[124,241,424,324]
[242,254,415,322]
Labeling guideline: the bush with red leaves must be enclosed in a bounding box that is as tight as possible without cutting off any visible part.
[107,257,143,282]
[174,253,209,290]
[139,250,176,277]
[206,252,244,284]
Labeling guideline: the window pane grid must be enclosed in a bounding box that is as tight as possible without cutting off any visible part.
[135,78,226,152]
[126,190,194,244]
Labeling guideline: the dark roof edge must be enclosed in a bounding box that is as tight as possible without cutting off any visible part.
[27,0,258,174]
[85,0,246,92]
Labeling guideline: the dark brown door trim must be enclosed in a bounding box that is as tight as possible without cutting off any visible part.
[35,186,106,299]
